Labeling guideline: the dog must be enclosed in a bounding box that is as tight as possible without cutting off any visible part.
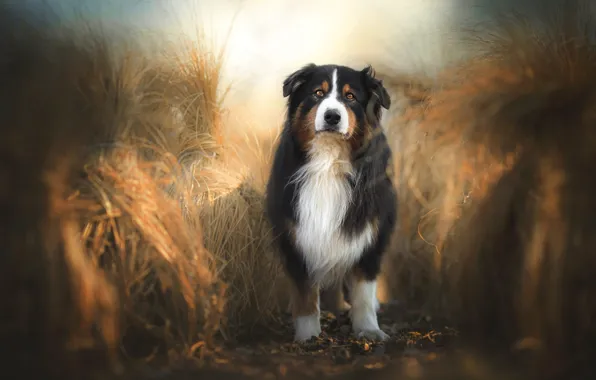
[265,63,397,342]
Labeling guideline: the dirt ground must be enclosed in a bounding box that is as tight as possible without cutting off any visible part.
[125,302,458,380]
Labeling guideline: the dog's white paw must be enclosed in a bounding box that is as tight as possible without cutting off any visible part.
[349,279,388,341]
[354,328,390,341]
[294,326,322,342]
[294,314,322,342]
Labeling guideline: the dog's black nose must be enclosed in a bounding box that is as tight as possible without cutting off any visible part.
[324,109,341,125]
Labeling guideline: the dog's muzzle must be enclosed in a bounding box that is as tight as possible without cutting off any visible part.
[319,109,343,133]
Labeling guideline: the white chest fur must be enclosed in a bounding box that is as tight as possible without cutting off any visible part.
[290,136,376,287]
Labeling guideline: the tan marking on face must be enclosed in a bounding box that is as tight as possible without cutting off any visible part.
[349,121,374,152]
[321,80,329,92]
[342,84,352,96]
[292,103,317,150]
[290,282,320,318]
[346,108,357,138]
[341,84,360,142]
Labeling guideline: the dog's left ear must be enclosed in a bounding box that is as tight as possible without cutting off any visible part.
[283,63,317,98]
[361,65,391,110]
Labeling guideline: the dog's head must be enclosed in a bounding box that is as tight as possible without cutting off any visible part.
[283,63,390,149]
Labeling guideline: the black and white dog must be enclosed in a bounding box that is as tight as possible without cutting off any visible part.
[265,63,397,342]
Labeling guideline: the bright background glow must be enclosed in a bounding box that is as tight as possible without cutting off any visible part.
[25,0,574,132]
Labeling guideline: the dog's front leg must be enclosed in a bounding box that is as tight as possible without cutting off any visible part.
[349,269,389,341]
[290,282,321,342]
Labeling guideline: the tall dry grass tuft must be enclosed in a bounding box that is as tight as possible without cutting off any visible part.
[0,5,120,378]
[69,32,230,362]
[195,127,288,336]
[142,40,287,337]
[151,30,230,164]
[443,3,596,376]
[199,177,287,336]
[0,3,229,376]
[383,1,596,378]
[75,145,223,360]
[373,73,442,309]
[378,70,503,311]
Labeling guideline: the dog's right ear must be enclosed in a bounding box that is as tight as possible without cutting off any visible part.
[282,63,317,98]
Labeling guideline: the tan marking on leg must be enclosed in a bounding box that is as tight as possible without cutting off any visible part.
[320,281,351,315]
[290,281,322,341]
[290,282,320,318]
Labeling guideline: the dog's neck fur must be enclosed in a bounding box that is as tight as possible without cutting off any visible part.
[295,134,352,178]
[290,134,375,286]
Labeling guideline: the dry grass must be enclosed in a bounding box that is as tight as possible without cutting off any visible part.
[145,29,289,336]
[373,73,442,309]
[199,175,287,335]
[0,6,121,378]
[75,146,223,360]
[377,69,512,311]
[0,4,235,375]
[0,4,289,376]
[147,33,228,162]
[65,29,230,362]
[378,1,596,377]
[194,120,287,335]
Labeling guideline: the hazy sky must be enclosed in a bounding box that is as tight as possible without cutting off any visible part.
[24,0,590,130]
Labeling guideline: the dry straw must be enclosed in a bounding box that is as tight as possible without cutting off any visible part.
[0,4,233,376]
[0,4,291,376]
[379,1,596,377]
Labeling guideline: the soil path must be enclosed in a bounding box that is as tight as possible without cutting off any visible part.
[134,302,458,379]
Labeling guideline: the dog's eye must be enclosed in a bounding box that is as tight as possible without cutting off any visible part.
[314,89,324,97]
[346,92,355,100]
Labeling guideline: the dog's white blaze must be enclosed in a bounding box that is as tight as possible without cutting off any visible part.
[349,279,388,340]
[294,296,321,342]
[291,137,376,286]
[314,69,350,134]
